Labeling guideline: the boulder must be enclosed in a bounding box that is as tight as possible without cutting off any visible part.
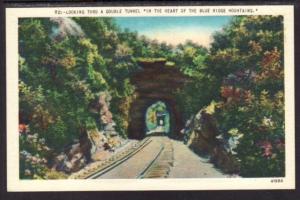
[184,109,240,174]
[79,130,92,162]
[88,129,107,154]
[67,143,81,160]
[107,136,122,149]
[52,130,91,173]
[53,149,88,173]
[91,150,110,161]
[63,156,86,173]
[210,146,240,174]
[104,123,118,136]
[195,110,218,140]
[188,131,215,154]
[52,153,68,171]
[52,91,124,174]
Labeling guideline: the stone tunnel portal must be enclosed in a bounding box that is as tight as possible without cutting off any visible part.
[128,60,190,139]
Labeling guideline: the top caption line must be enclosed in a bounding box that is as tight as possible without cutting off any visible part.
[54,7,258,16]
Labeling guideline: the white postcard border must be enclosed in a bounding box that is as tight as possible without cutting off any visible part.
[6,5,295,191]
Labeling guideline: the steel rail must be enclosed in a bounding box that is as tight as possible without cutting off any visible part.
[86,137,152,179]
[136,143,165,179]
[138,138,173,178]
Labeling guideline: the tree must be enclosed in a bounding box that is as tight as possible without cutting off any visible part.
[207,16,284,177]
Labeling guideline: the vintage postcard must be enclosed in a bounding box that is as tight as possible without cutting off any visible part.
[6,4,295,191]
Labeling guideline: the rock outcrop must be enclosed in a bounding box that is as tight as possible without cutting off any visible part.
[52,130,91,173]
[182,109,240,174]
[53,92,124,174]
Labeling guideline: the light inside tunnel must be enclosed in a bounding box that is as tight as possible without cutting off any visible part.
[145,101,170,135]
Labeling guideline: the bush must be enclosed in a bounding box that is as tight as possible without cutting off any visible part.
[206,16,285,177]
[214,89,284,177]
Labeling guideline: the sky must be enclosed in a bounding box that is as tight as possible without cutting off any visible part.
[115,16,232,47]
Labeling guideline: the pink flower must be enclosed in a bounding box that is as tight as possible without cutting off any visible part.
[31,156,38,164]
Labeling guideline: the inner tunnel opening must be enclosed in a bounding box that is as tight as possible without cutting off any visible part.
[145,101,170,136]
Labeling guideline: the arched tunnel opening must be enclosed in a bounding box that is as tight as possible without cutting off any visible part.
[127,97,184,140]
[127,59,190,140]
[145,101,170,136]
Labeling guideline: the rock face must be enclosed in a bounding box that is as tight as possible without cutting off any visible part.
[52,131,91,173]
[53,92,124,173]
[88,128,123,161]
[183,109,240,174]
[88,92,123,161]
[98,92,113,124]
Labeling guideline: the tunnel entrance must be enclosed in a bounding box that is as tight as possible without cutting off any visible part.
[128,60,190,139]
[145,101,170,136]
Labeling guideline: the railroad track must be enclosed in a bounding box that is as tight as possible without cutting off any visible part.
[69,136,174,179]
[69,137,152,179]
[138,137,173,178]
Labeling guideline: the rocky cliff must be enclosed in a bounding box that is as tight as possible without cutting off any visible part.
[182,109,240,174]
[53,92,124,174]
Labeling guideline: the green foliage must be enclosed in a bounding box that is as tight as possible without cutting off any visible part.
[136,57,167,63]
[19,18,109,153]
[175,16,284,177]
[172,41,214,119]
[44,117,68,150]
[207,16,285,177]
[145,101,170,133]
[19,17,142,155]
[19,16,285,178]
[214,89,284,177]
[45,170,68,179]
